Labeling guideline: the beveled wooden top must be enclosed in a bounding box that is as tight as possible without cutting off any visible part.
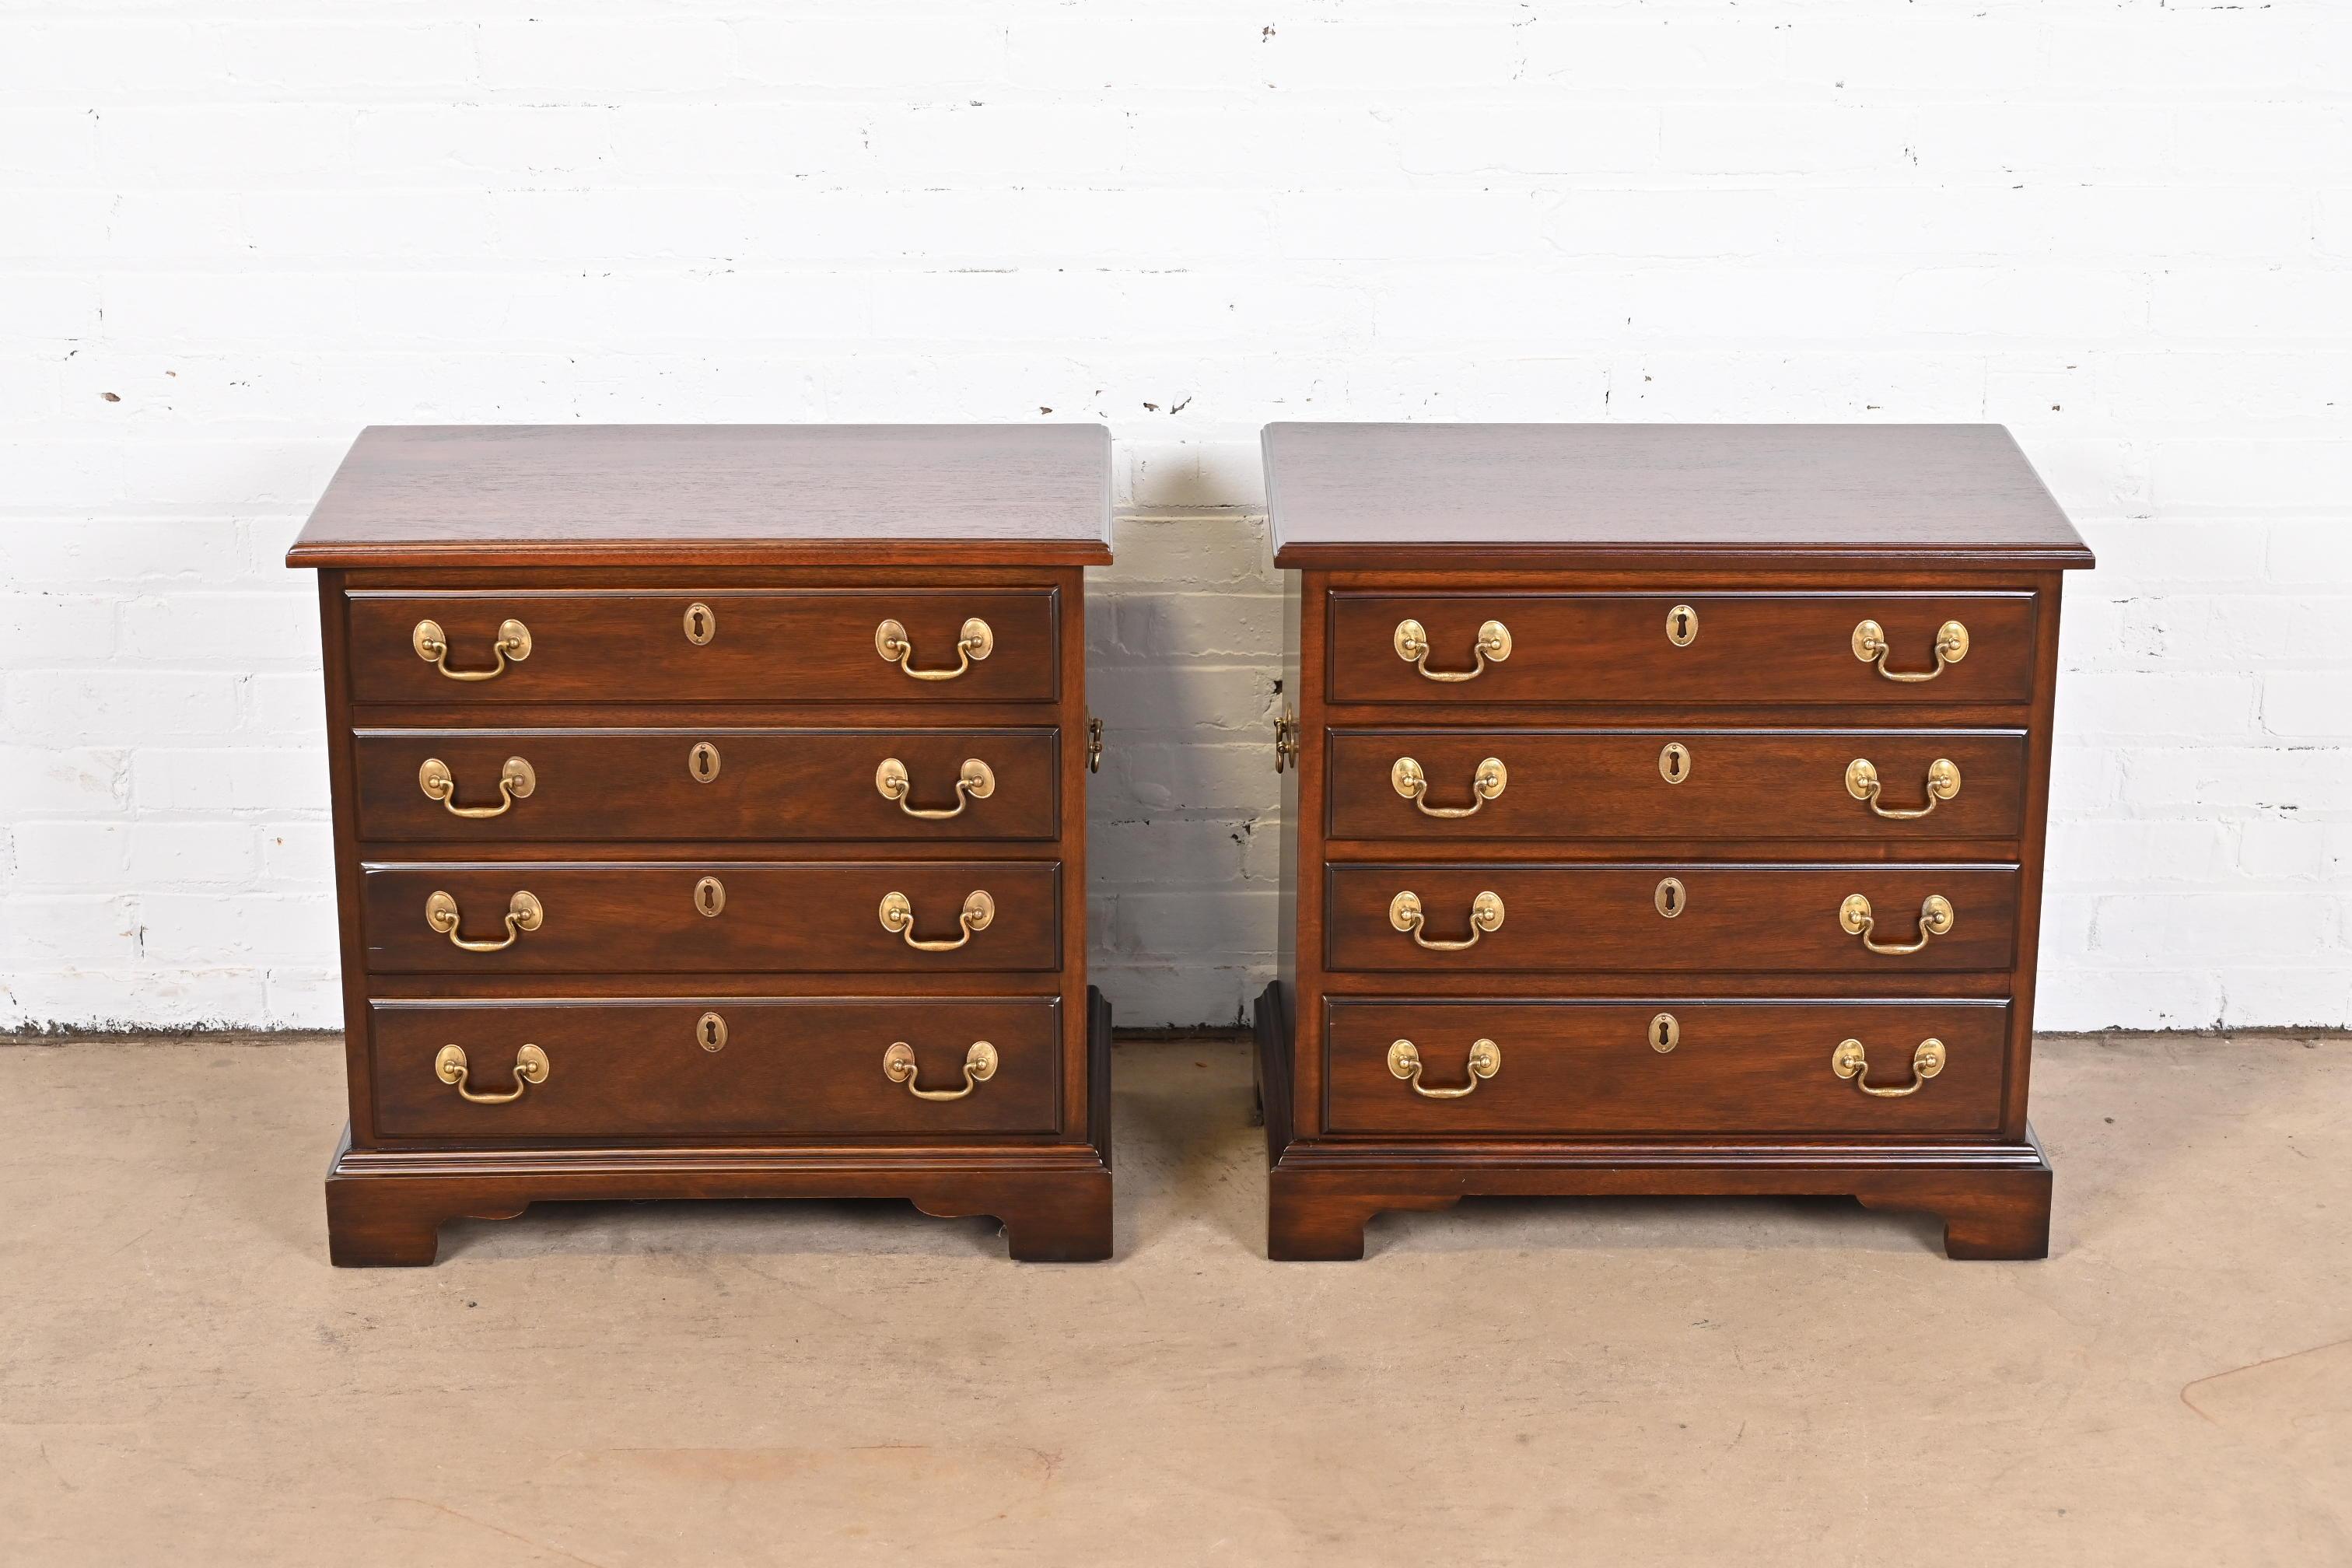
[288,424,1113,569]
[1264,423,2092,571]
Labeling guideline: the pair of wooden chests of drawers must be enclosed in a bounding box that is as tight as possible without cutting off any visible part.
[292,422,2090,1265]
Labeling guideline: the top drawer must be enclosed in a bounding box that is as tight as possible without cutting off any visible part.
[347,588,1061,705]
[1327,590,2038,707]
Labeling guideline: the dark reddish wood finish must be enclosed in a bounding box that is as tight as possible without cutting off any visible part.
[355,726,1061,842]
[1323,863,2018,975]
[296,425,1112,1265]
[1328,590,2038,705]
[1321,997,2008,1136]
[347,587,1061,705]
[359,860,1062,975]
[369,996,1062,1140]
[1258,423,2090,1261]
[1325,726,2026,842]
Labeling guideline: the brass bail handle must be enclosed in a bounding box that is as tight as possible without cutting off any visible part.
[1846,757,1961,821]
[882,1040,999,1101]
[1388,1038,1502,1099]
[434,1043,550,1104]
[1839,893,1955,956]
[425,889,543,952]
[412,618,531,682]
[1391,756,1507,818]
[1393,618,1511,682]
[876,616,993,681]
[1852,618,1969,683]
[417,756,536,819]
[1832,1037,1947,1097]
[1388,889,1505,951]
[874,757,996,819]
[878,889,995,951]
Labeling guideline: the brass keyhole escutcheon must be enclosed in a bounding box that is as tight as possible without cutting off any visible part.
[1666,603,1698,646]
[694,876,726,918]
[696,1011,728,1052]
[683,600,716,646]
[1650,1012,1681,1053]
[1654,877,1687,919]
[688,741,723,784]
[1658,741,1691,784]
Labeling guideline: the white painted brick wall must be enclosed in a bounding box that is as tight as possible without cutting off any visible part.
[3,2,2348,1032]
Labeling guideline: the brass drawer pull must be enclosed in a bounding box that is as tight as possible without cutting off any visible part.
[1393,618,1510,681]
[1839,893,1954,956]
[1272,709,1300,774]
[434,1042,549,1104]
[875,757,996,819]
[1087,714,1105,774]
[1388,1037,1500,1099]
[1832,1036,1946,1097]
[417,756,535,818]
[883,1039,999,1101]
[1391,756,1507,818]
[1852,618,1969,683]
[878,889,995,950]
[1846,757,1961,820]
[411,618,530,681]
[875,616,992,681]
[1388,889,1504,951]
[425,889,542,952]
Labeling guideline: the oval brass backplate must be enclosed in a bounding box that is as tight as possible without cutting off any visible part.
[696,1010,728,1052]
[1650,1012,1680,1053]
[683,600,716,646]
[1654,877,1687,919]
[688,740,722,784]
[1666,603,1698,646]
[694,875,726,918]
[1658,741,1691,784]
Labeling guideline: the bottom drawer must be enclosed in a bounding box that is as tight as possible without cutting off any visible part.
[369,997,1062,1141]
[1323,998,2009,1136]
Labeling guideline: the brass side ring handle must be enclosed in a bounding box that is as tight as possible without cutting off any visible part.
[1846,757,1961,820]
[425,889,543,952]
[434,1043,549,1104]
[1832,1037,1946,1097]
[418,756,536,818]
[1852,618,1969,682]
[1392,756,1507,818]
[875,758,995,819]
[1839,893,1954,956]
[878,889,995,950]
[1393,618,1511,681]
[1388,1037,1501,1098]
[1388,889,1504,951]
[412,618,531,681]
[882,1039,998,1101]
[876,617,992,681]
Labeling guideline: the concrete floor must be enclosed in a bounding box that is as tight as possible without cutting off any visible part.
[1,1034,2347,1566]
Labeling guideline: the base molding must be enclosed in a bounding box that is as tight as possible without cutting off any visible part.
[1253,981,2053,1262]
[325,989,1115,1266]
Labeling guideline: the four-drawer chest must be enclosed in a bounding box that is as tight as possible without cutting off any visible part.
[289,424,1115,1265]
[1255,423,2093,1260]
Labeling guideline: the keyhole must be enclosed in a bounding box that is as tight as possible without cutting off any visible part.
[1665,603,1698,647]
[1658,742,1690,784]
[1650,1012,1680,1053]
[689,741,722,783]
[694,875,726,918]
[696,1010,728,1052]
[1654,877,1686,919]
[683,600,716,646]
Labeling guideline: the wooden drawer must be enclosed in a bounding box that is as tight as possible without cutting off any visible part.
[369,996,1061,1140]
[354,726,1062,842]
[1321,998,2007,1136]
[1327,727,2026,842]
[359,859,1061,975]
[346,587,1060,705]
[1324,861,2019,974]
[1326,590,2037,706]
